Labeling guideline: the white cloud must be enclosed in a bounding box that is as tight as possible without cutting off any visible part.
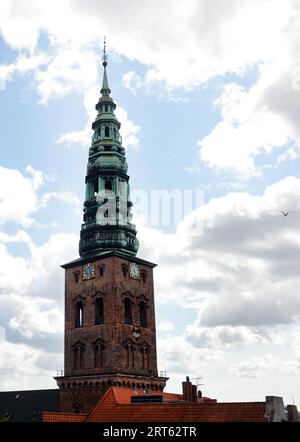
[185,325,268,348]
[231,354,279,378]
[9,298,63,339]
[0,0,294,163]
[0,326,61,391]
[0,165,46,227]
[115,106,140,150]
[122,70,142,96]
[137,176,300,329]
[157,335,224,376]
[198,82,293,176]
[157,321,175,335]
[0,165,80,227]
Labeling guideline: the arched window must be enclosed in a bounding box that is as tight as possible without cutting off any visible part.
[105,126,109,137]
[124,297,132,325]
[125,344,130,367]
[75,301,84,328]
[141,347,150,369]
[73,342,85,369]
[105,179,112,191]
[131,346,135,367]
[124,343,135,368]
[95,297,104,325]
[139,301,147,328]
[94,341,105,368]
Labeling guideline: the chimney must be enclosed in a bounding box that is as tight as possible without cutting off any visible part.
[287,405,299,422]
[265,396,287,422]
[182,376,197,402]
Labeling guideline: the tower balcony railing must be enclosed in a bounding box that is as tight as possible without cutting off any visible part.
[81,220,137,230]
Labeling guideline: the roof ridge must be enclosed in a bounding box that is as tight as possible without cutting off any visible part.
[88,387,116,418]
[43,411,88,416]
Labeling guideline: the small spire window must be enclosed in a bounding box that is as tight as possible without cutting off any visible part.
[105,126,109,137]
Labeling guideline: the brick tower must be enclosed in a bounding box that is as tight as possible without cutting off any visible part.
[55,41,168,413]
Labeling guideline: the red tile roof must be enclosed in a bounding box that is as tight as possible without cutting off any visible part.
[111,387,183,404]
[42,387,268,422]
[86,388,267,422]
[43,412,88,422]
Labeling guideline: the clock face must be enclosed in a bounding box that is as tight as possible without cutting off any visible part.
[129,262,141,280]
[82,262,95,280]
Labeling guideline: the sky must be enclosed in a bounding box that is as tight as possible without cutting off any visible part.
[1,0,300,404]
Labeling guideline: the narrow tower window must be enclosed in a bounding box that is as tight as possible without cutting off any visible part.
[139,301,147,328]
[73,343,85,369]
[105,126,109,137]
[93,179,99,196]
[131,346,135,367]
[125,344,130,367]
[95,297,104,325]
[75,301,84,328]
[105,179,112,191]
[74,346,79,369]
[124,298,133,325]
[94,342,105,368]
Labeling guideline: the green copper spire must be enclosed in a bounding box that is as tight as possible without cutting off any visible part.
[79,39,139,258]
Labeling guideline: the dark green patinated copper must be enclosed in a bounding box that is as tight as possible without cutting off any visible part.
[79,55,139,258]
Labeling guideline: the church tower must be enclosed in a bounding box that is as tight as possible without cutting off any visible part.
[56,42,168,413]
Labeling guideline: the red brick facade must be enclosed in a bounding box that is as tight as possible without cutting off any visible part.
[56,253,167,412]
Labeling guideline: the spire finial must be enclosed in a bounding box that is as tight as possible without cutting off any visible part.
[100,36,111,95]
[103,35,107,67]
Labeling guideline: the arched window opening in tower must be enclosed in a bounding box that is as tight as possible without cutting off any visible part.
[105,179,112,191]
[105,126,109,137]
[74,347,79,369]
[139,301,148,328]
[95,297,104,325]
[124,297,133,325]
[141,347,150,369]
[131,346,135,367]
[79,346,84,368]
[125,344,130,367]
[75,302,84,328]
[93,179,99,196]
[73,344,85,369]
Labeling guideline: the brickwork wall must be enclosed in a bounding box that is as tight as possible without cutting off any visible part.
[64,256,158,378]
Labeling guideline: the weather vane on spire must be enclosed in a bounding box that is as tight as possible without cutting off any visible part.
[103,36,107,67]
